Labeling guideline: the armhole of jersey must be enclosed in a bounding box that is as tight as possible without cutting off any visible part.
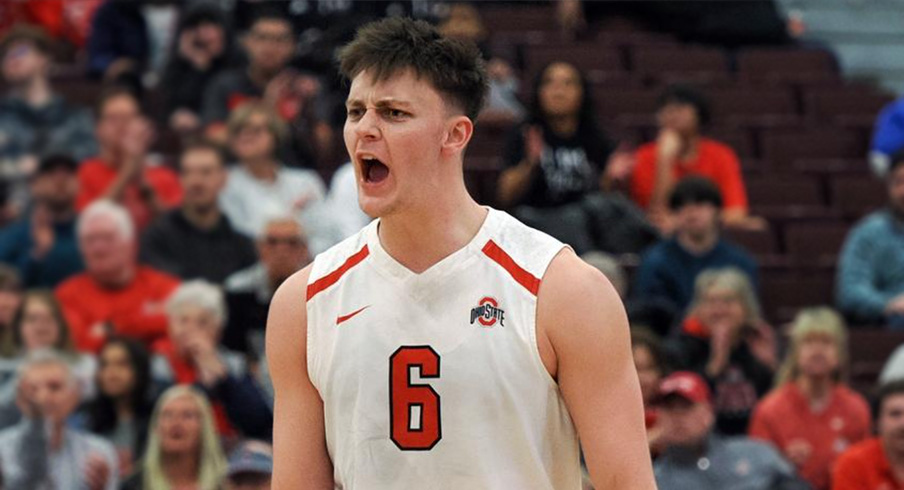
[529,244,571,388]
[305,290,321,395]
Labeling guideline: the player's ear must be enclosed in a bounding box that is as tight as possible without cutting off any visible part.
[441,116,474,156]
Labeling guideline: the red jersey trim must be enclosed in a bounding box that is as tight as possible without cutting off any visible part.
[482,240,541,296]
[306,245,370,301]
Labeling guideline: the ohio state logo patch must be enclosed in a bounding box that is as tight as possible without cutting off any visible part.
[470,297,505,327]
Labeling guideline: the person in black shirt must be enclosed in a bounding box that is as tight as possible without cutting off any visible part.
[140,140,257,284]
[498,61,656,254]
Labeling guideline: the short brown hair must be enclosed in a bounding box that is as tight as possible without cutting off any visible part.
[95,85,142,118]
[338,17,488,121]
[0,24,52,58]
[179,139,227,170]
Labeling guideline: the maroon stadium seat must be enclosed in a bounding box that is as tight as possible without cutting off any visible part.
[709,88,799,126]
[759,270,835,324]
[761,129,865,169]
[848,330,904,393]
[594,88,658,124]
[725,226,778,256]
[804,90,895,126]
[829,174,888,218]
[783,221,850,265]
[746,175,824,208]
[478,4,558,33]
[523,44,624,80]
[630,46,729,81]
[737,48,839,84]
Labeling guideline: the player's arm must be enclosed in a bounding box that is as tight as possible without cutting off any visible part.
[539,250,657,489]
[266,266,334,489]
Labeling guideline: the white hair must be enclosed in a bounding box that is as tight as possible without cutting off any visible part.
[166,280,227,328]
[77,199,135,241]
[256,208,306,240]
[17,348,78,390]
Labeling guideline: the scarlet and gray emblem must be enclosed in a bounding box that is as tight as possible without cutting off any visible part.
[470,297,505,327]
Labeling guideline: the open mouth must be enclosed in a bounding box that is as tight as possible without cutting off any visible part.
[362,157,390,184]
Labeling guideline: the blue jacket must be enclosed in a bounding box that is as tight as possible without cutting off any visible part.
[837,210,904,322]
[0,216,83,288]
[632,237,758,315]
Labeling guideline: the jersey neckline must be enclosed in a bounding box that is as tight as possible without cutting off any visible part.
[365,207,496,286]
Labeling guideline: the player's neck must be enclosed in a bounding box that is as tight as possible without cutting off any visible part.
[378,192,486,274]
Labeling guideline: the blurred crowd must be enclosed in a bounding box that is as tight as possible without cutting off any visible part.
[0,0,901,489]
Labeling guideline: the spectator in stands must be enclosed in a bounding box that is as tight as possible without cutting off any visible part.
[224,215,310,357]
[837,150,904,326]
[86,0,149,82]
[0,265,22,358]
[160,3,234,135]
[633,177,758,317]
[832,379,904,490]
[674,268,775,435]
[77,87,182,230]
[202,7,331,168]
[122,385,227,490]
[219,102,336,253]
[141,141,257,284]
[0,290,97,429]
[879,330,904,383]
[222,440,273,490]
[499,61,656,254]
[56,200,180,352]
[630,85,758,231]
[750,307,871,490]
[652,371,807,490]
[152,280,272,440]
[436,3,524,124]
[631,327,668,451]
[870,96,904,177]
[0,349,119,489]
[0,25,97,211]
[0,154,83,288]
[84,337,156,479]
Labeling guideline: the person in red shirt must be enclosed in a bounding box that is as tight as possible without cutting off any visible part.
[56,200,180,352]
[77,86,182,230]
[630,85,762,231]
[750,307,871,490]
[833,379,904,490]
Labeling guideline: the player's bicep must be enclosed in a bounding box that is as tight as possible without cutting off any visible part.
[541,253,656,489]
[266,268,334,490]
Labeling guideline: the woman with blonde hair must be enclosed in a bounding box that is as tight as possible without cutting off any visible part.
[122,385,227,490]
[674,267,776,435]
[218,101,338,253]
[749,307,870,490]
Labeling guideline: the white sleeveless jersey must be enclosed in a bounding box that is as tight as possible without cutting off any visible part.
[305,208,580,489]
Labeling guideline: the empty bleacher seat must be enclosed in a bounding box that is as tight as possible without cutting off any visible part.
[830,174,888,219]
[783,221,850,266]
[630,46,729,81]
[759,270,835,324]
[804,90,895,127]
[709,88,799,126]
[725,226,778,257]
[737,48,839,84]
[761,129,866,169]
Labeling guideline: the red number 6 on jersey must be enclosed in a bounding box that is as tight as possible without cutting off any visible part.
[389,346,442,451]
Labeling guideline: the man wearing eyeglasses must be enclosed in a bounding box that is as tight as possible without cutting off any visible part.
[224,215,310,357]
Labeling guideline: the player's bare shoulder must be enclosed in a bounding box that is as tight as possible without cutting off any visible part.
[266,265,314,377]
[536,247,627,377]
